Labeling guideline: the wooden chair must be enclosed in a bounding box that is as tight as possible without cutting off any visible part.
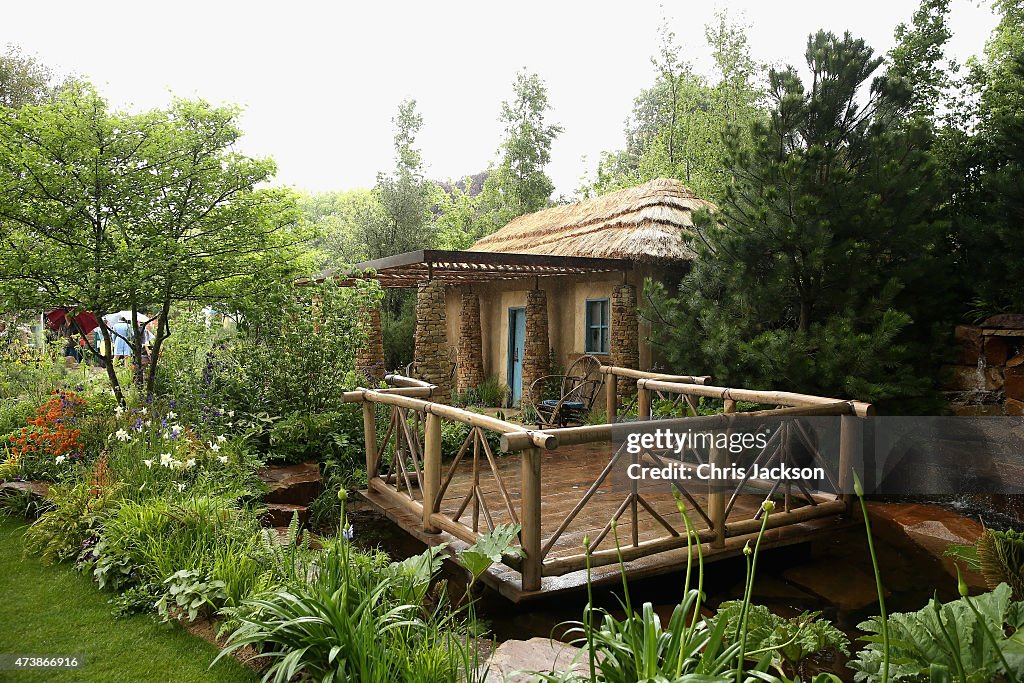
[527,355,604,428]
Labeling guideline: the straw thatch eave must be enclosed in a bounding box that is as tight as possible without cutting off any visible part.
[469,178,714,263]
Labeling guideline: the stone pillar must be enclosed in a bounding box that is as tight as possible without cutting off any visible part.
[611,283,640,402]
[522,289,550,401]
[413,280,450,401]
[356,304,386,382]
[457,291,485,393]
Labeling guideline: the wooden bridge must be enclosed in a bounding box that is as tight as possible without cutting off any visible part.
[351,367,872,602]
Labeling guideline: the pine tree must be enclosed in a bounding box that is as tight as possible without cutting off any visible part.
[651,31,946,405]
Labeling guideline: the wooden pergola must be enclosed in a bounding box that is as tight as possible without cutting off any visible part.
[300,249,632,288]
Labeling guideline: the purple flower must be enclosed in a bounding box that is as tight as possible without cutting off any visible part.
[341,524,354,541]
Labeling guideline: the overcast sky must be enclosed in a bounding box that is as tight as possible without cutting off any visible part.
[5,0,999,197]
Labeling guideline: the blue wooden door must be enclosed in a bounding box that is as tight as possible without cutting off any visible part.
[507,307,526,405]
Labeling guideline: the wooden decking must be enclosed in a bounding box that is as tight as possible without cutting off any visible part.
[362,442,856,602]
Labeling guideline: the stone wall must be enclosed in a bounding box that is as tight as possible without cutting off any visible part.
[457,291,485,393]
[355,304,386,381]
[610,283,640,402]
[522,289,550,401]
[413,279,451,401]
[945,316,1024,416]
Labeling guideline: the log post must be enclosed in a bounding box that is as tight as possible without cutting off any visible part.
[606,372,618,424]
[839,415,861,513]
[423,412,441,533]
[520,447,543,591]
[637,381,652,421]
[363,401,378,481]
[709,399,736,548]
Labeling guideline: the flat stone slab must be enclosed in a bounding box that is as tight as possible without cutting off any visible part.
[257,462,321,506]
[867,501,985,588]
[483,637,586,682]
[262,503,309,528]
[0,480,50,499]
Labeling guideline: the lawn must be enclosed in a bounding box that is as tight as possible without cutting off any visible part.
[0,517,256,683]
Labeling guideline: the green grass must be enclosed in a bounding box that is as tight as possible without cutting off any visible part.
[0,517,257,683]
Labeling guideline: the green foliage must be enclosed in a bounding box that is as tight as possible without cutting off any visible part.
[850,583,1024,682]
[23,478,121,565]
[478,70,562,231]
[948,528,1024,600]
[156,569,227,622]
[221,278,379,416]
[709,601,849,675]
[582,13,764,199]
[887,0,956,119]
[216,539,461,683]
[361,98,439,259]
[0,84,303,400]
[476,376,510,408]
[649,30,949,407]
[457,522,523,581]
[0,44,58,108]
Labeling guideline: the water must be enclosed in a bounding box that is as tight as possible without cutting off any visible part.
[349,501,967,679]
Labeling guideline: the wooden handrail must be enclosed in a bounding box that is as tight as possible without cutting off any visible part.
[635,379,875,417]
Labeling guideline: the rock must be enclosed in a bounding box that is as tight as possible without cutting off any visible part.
[866,502,985,589]
[483,638,586,683]
[1005,398,1024,416]
[950,404,1006,417]
[0,480,50,499]
[1005,374,1024,402]
[782,563,885,611]
[981,313,1024,330]
[984,337,1010,366]
[263,503,309,528]
[258,462,322,506]
[943,365,984,392]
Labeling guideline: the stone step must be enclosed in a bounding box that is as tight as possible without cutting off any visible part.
[263,503,310,528]
[482,637,584,682]
[257,462,322,506]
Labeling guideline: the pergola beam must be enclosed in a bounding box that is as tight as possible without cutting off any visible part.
[297,249,632,288]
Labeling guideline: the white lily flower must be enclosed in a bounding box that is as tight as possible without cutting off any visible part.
[160,453,173,467]
[216,434,227,443]
[144,420,151,427]
[55,455,67,465]
[166,411,177,420]
[143,459,154,468]
[140,407,147,415]
[185,458,196,469]
[172,459,184,469]
[217,455,229,464]
[115,429,131,442]
[208,442,221,452]
[227,410,235,418]
[114,406,124,416]
[175,482,187,493]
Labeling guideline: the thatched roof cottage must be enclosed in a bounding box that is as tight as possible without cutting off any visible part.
[335,177,712,405]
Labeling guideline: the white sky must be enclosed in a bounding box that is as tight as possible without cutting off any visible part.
[5,0,999,197]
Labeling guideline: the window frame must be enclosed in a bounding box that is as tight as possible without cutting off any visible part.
[584,298,610,355]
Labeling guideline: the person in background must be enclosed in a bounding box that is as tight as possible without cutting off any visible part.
[111,316,133,366]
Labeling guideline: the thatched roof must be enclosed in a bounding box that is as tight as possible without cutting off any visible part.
[469,178,713,263]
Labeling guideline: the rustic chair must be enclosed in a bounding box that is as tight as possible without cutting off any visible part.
[403,347,458,385]
[527,354,604,428]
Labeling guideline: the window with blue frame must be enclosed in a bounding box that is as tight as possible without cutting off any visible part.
[585,298,610,354]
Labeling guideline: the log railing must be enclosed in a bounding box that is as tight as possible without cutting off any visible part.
[352,370,869,592]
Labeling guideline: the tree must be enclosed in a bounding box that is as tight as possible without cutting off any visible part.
[301,189,378,270]
[887,0,956,119]
[0,84,301,403]
[360,98,438,260]
[582,13,764,199]
[479,70,562,230]
[649,31,947,406]
[0,44,56,109]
